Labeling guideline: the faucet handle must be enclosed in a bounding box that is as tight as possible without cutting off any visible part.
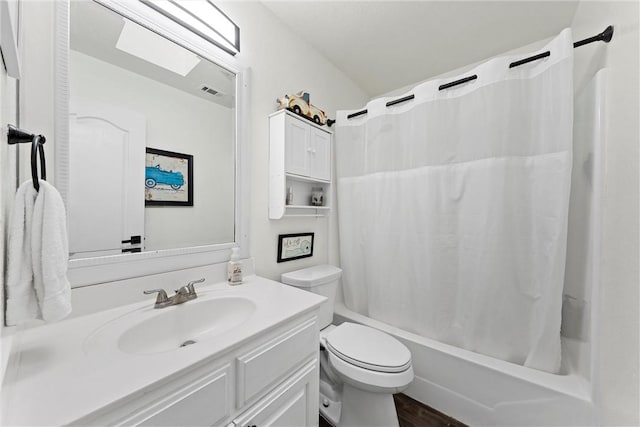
[186,278,205,295]
[143,288,169,305]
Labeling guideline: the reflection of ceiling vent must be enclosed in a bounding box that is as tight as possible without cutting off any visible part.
[200,85,223,97]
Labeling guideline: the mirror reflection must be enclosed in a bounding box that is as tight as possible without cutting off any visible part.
[68,1,236,259]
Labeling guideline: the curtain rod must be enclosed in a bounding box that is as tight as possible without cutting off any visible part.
[346,26,614,120]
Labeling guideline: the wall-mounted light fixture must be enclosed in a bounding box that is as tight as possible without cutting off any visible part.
[140,0,240,56]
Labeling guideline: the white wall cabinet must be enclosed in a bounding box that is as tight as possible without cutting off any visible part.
[72,315,320,427]
[270,109,333,218]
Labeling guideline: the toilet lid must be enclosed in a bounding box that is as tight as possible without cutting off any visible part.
[325,323,412,373]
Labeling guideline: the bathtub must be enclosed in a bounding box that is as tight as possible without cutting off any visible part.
[334,302,597,426]
[331,70,606,427]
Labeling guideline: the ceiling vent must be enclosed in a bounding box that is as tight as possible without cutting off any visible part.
[200,85,223,97]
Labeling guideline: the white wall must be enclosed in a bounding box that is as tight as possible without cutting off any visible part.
[571,2,639,425]
[0,59,18,297]
[217,1,369,281]
[0,0,19,376]
[17,2,55,186]
[70,50,235,251]
[0,53,18,308]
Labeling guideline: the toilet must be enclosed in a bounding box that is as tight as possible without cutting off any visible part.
[281,265,414,427]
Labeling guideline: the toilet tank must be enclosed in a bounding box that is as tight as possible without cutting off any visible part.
[281,265,342,329]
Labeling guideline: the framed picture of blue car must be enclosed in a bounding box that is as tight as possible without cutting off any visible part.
[145,148,193,206]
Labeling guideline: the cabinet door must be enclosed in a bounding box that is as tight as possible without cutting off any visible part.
[232,360,318,427]
[236,319,317,407]
[284,115,310,177]
[133,365,231,427]
[309,128,331,181]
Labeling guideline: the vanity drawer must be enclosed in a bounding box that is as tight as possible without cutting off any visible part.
[236,318,317,407]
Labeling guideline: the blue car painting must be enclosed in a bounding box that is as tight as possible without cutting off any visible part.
[145,165,184,190]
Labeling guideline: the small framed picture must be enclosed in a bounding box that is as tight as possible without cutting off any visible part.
[277,233,315,263]
[145,147,193,206]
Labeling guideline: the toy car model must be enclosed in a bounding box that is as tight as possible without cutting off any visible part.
[145,165,184,190]
[277,91,328,125]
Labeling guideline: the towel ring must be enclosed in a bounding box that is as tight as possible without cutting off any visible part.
[31,135,46,192]
[7,124,47,191]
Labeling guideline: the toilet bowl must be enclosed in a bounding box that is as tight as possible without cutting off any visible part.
[281,265,414,427]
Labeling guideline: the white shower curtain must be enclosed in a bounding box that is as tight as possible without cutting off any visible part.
[335,29,573,373]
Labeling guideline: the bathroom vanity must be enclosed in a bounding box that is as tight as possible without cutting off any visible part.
[1,277,325,426]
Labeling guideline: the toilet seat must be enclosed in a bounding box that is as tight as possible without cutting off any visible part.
[325,323,412,373]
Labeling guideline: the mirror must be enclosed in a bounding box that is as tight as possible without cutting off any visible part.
[67,1,236,259]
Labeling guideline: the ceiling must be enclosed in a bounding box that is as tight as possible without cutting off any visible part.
[70,1,236,108]
[263,1,579,97]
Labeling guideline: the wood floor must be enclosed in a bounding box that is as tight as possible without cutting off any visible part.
[319,393,467,427]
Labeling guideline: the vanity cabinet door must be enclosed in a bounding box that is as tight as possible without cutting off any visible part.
[236,318,317,407]
[134,364,232,427]
[232,360,318,427]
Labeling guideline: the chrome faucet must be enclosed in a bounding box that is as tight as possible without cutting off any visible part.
[143,278,205,309]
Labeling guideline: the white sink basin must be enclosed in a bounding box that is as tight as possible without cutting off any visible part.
[85,296,256,355]
[120,296,256,354]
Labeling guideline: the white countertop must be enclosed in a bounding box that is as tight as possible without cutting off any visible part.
[1,276,325,426]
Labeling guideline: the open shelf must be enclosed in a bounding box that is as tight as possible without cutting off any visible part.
[285,173,330,184]
[286,205,330,210]
[282,206,330,218]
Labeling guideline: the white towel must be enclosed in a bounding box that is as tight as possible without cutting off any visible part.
[32,181,72,322]
[6,180,72,325]
[6,181,40,324]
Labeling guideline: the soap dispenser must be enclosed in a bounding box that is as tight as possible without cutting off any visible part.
[227,247,243,285]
